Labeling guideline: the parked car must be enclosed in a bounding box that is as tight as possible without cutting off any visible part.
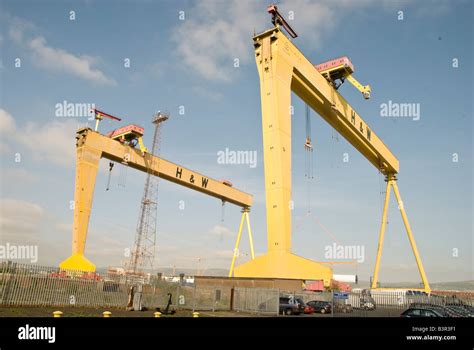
[409,302,472,317]
[279,296,305,315]
[445,303,474,317]
[400,307,445,317]
[295,298,314,314]
[307,300,332,314]
[303,305,315,314]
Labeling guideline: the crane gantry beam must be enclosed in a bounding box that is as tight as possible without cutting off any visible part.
[233,25,429,292]
[60,127,253,272]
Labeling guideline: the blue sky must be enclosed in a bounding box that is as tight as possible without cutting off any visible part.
[0,0,472,283]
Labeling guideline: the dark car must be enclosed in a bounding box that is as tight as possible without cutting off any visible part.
[295,298,314,314]
[445,304,474,317]
[401,307,445,317]
[409,302,472,317]
[279,296,305,315]
[307,300,332,314]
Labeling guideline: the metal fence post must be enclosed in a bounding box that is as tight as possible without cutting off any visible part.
[276,288,280,317]
[212,287,216,313]
[176,284,180,311]
[331,289,334,318]
[192,283,196,312]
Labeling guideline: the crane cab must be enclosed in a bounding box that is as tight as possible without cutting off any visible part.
[107,124,148,154]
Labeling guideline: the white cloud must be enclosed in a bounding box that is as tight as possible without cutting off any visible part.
[172,0,449,82]
[1,168,40,184]
[6,13,36,45]
[212,249,234,259]
[18,119,77,167]
[0,109,15,153]
[1,108,77,167]
[172,1,264,82]
[0,199,45,241]
[28,36,116,86]
[0,143,11,155]
[192,86,223,102]
[208,224,234,237]
[5,13,116,86]
[0,109,15,134]
[54,222,72,233]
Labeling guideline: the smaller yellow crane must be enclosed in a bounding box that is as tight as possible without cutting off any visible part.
[60,116,253,272]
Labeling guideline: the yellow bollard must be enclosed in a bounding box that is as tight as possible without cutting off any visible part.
[53,311,63,318]
[103,311,112,318]
[154,312,162,318]
[192,312,200,318]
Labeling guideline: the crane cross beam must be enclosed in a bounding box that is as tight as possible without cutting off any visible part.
[59,127,252,272]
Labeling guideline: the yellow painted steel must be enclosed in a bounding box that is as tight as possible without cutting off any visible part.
[137,137,148,155]
[229,211,246,277]
[346,75,371,99]
[228,209,255,277]
[391,179,430,293]
[371,177,392,289]
[317,63,371,99]
[60,128,253,272]
[235,27,426,288]
[371,176,431,293]
[246,211,255,259]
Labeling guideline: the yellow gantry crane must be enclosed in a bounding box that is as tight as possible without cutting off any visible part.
[232,5,430,292]
[60,121,253,272]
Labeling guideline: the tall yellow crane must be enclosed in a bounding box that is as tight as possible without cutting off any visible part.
[233,5,430,292]
[60,124,253,272]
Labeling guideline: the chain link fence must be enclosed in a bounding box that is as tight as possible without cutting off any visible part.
[233,287,279,315]
[0,261,239,313]
[0,261,194,310]
[332,290,474,317]
[191,285,233,312]
[1,261,472,317]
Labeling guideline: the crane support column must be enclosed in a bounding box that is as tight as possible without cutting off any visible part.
[228,208,255,277]
[234,25,427,287]
[391,179,430,292]
[371,175,431,293]
[372,176,392,288]
[234,27,333,285]
[60,144,101,271]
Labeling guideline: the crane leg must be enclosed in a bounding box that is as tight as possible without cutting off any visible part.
[371,177,392,289]
[235,32,332,285]
[245,210,255,260]
[391,180,431,293]
[229,210,247,277]
[229,208,255,277]
[371,175,431,293]
[59,145,102,272]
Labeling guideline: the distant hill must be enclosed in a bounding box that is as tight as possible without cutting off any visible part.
[99,266,229,277]
[430,280,474,291]
[351,280,474,291]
